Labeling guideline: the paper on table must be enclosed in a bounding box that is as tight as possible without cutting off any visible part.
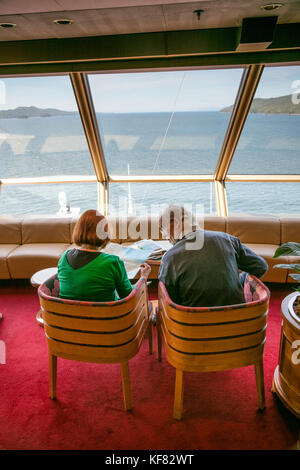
[135,240,173,262]
[135,239,162,252]
[101,242,154,279]
[155,240,173,251]
[135,239,173,252]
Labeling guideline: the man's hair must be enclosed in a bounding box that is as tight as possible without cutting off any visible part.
[159,205,198,236]
[72,209,110,248]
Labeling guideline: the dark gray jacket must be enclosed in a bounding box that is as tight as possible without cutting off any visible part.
[158,229,268,307]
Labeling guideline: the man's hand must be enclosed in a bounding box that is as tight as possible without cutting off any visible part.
[140,263,151,279]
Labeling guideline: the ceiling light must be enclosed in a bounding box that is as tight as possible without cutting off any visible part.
[53,19,73,25]
[0,23,16,28]
[261,3,284,11]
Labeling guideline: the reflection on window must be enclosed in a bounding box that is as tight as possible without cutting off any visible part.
[109,182,216,215]
[226,182,300,215]
[0,183,97,217]
[228,65,300,175]
[89,69,243,175]
[0,76,94,178]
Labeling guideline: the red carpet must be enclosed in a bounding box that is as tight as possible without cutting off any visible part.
[0,280,299,450]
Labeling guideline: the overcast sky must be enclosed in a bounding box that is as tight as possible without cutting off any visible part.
[0,65,299,113]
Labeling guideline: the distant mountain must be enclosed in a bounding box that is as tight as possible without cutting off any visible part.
[220,94,299,114]
[0,106,76,119]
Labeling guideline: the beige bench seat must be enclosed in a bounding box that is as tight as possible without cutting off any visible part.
[0,214,299,282]
[225,215,293,283]
[0,217,23,279]
[0,244,20,279]
[7,243,70,279]
[245,243,289,283]
[3,216,72,279]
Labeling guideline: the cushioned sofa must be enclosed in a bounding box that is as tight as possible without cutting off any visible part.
[0,215,299,283]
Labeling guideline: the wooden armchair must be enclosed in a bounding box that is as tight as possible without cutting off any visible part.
[38,275,152,411]
[157,274,270,420]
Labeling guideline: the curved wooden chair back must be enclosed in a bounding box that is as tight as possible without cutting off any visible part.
[157,274,270,420]
[38,275,152,411]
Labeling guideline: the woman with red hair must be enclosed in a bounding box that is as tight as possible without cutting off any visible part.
[57,209,151,302]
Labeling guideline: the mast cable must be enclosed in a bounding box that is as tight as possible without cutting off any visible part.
[140,71,187,206]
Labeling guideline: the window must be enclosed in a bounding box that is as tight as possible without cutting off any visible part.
[226,182,300,215]
[0,76,94,178]
[0,183,98,217]
[89,68,243,176]
[109,182,216,216]
[228,65,300,175]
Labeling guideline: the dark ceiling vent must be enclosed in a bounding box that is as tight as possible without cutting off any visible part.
[236,16,278,52]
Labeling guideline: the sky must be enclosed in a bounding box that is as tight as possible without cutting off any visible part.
[0,65,299,113]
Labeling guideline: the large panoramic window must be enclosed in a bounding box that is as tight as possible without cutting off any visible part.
[226,182,300,215]
[109,182,216,215]
[89,68,244,176]
[228,65,300,175]
[0,76,94,178]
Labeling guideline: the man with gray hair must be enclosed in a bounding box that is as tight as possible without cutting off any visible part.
[158,205,268,307]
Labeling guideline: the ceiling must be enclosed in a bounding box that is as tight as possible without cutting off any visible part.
[0,0,299,42]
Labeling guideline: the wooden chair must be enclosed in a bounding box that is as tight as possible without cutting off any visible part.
[38,275,152,411]
[157,274,270,420]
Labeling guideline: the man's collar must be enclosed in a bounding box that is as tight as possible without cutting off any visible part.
[176,228,203,243]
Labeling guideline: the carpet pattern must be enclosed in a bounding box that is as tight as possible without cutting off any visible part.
[0,281,299,450]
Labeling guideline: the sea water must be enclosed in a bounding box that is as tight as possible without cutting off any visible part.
[0,111,299,216]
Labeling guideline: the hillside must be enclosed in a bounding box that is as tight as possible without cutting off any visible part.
[0,106,76,119]
[220,94,299,114]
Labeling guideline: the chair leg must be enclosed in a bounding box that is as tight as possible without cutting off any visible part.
[157,310,162,362]
[173,369,184,420]
[148,319,153,355]
[255,359,265,411]
[121,361,132,411]
[49,353,57,400]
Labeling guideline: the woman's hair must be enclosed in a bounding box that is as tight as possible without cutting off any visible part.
[72,210,110,248]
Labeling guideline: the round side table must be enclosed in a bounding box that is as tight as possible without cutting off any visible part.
[272,292,300,419]
[31,267,58,326]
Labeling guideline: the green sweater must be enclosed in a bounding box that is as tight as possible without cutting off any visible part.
[58,250,133,302]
